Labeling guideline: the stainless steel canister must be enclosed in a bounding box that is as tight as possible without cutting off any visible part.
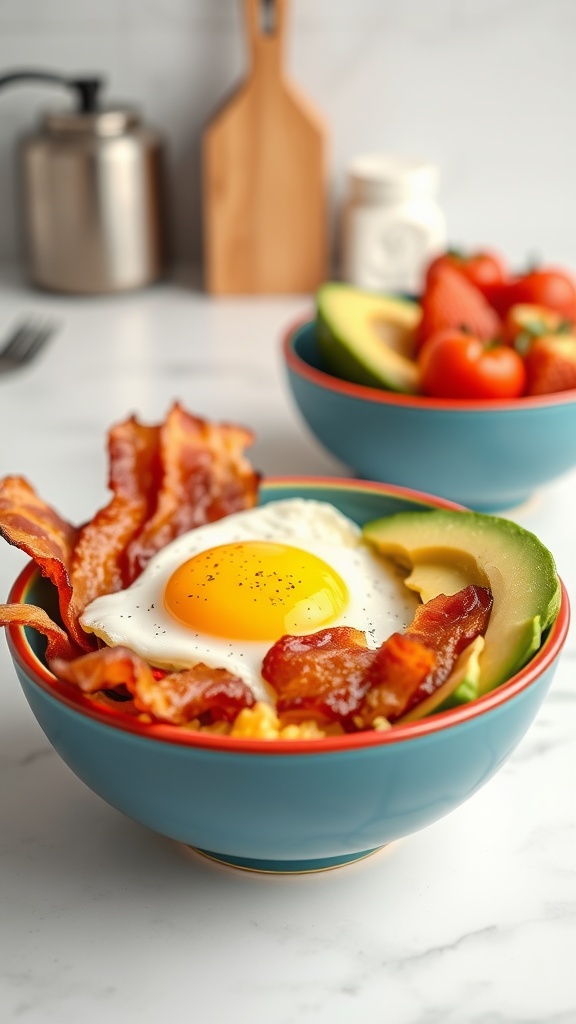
[20,106,165,294]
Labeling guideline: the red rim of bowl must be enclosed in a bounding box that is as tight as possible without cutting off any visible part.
[5,476,570,756]
[283,314,576,411]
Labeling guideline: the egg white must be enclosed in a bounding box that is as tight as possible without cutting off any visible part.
[79,499,419,702]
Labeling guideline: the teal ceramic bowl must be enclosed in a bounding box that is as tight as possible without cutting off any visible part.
[6,478,569,874]
[284,319,576,511]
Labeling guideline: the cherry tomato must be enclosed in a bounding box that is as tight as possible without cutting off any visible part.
[419,329,527,400]
[488,267,576,321]
[426,249,507,295]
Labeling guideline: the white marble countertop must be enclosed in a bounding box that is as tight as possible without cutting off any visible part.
[0,268,575,1024]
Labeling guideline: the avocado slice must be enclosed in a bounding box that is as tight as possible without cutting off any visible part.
[316,282,421,394]
[362,510,561,695]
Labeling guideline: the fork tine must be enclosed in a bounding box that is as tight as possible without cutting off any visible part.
[0,322,34,361]
[0,317,57,372]
[18,324,53,364]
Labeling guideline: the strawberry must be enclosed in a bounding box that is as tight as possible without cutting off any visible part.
[417,264,501,354]
[524,334,576,396]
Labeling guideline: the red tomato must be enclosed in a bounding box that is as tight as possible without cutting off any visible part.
[419,329,527,400]
[488,267,576,321]
[425,249,507,295]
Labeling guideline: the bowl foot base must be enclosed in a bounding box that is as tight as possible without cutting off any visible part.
[189,846,382,873]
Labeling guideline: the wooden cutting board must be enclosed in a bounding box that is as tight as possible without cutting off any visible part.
[202,0,328,294]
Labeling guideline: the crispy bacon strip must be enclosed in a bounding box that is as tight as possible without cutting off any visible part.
[262,627,375,725]
[124,403,260,579]
[50,646,256,725]
[353,634,437,726]
[264,626,435,727]
[68,418,162,619]
[0,407,260,660]
[0,476,89,648]
[355,585,493,726]
[0,603,82,661]
[264,586,493,730]
[0,477,78,572]
[403,584,493,710]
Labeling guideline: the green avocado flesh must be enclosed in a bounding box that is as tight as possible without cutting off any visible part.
[362,509,561,695]
[316,282,421,394]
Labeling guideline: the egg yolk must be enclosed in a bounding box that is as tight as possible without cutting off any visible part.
[163,541,349,641]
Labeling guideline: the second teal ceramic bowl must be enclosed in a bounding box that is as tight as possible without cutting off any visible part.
[5,478,569,873]
[283,320,576,511]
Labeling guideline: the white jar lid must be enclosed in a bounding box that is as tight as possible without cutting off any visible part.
[347,155,440,203]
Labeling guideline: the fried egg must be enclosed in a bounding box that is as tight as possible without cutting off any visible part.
[79,499,420,702]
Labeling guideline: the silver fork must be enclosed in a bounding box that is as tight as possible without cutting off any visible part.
[0,317,57,374]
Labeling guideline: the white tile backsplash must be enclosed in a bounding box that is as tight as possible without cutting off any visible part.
[1,0,575,273]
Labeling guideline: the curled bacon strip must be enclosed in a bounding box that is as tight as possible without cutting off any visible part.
[353,634,436,727]
[50,646,256,725]
[0,477,78,577]
[264,586,493,730]
[354,586,492,727]
[262,626,375,726]
[0,406,260,657]
[70,405,259,623]
[263,626,435,727]
[124,403,260,579]
[0,476,91,650]
[68,417,162,617]
[0,603,82,661]
[402,584,493,711]
[352,585,493,727]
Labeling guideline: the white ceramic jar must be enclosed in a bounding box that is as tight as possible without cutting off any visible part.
[341,155,447,295]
